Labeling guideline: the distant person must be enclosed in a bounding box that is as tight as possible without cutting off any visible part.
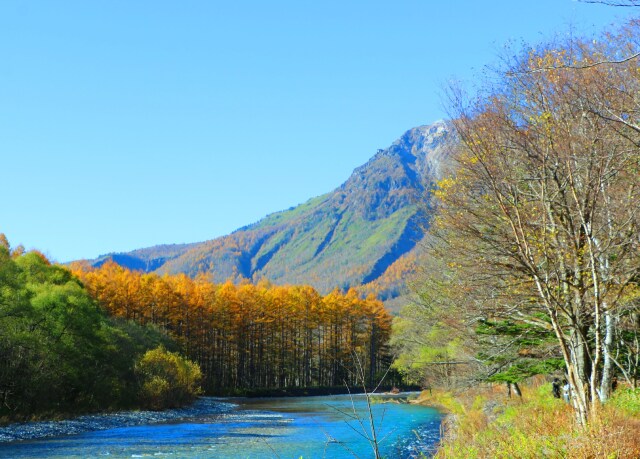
[552,378,561,398]
[562,380,570,403]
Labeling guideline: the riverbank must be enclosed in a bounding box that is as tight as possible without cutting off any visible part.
[0,401,155,426]
[0,384,421,427]
[0,397,236,443]
[216,384,422,398]
[414,381,640,458]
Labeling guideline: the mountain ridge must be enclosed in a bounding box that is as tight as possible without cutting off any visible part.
[85,122,451,300]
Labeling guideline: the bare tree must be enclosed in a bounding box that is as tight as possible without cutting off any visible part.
[433,24,640,425]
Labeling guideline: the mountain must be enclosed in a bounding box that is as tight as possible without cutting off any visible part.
[91,243,198,272]
[87,121,451,300]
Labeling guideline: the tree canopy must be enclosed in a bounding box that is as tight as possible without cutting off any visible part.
[0,238,177,420]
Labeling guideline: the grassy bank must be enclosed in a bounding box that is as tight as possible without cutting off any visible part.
[415,380,640,458]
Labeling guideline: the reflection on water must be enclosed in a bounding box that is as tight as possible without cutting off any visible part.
[0,394,442,458]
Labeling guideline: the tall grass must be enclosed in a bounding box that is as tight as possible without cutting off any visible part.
[425,382,640,459]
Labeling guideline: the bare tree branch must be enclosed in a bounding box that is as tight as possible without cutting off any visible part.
[508,51,640,75]
[579,0,640,6]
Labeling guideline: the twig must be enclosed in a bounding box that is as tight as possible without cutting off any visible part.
[507,52,640,75]
[579,0,640,6]
[260,437,282,459]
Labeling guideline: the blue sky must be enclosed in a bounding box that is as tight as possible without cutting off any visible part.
[1,1,635,262]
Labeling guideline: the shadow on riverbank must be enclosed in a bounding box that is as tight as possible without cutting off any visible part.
[220,384,422,398]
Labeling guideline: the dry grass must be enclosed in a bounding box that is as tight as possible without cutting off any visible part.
[419,381,640,459]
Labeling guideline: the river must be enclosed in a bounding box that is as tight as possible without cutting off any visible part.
[0,393,443,458]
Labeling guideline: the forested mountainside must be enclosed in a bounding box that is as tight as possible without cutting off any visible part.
[88,122,450,299]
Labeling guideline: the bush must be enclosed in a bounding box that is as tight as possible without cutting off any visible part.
[135,346,202,410]
[608,387,640,417]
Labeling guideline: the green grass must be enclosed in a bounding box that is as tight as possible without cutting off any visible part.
[608,387,640,417]
[252,193,331,230]
[253,228,294,261]
[359,206,415,252]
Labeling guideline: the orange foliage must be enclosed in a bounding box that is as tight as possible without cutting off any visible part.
[73,262,392,392]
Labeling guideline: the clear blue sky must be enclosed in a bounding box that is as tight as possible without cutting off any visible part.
[1,1,635,262]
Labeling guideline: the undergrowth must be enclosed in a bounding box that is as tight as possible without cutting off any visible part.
[420,381,640,459]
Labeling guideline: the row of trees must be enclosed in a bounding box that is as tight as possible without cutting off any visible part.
[72,261,393,392]
[394,20,640,425]
[0,236,190,420]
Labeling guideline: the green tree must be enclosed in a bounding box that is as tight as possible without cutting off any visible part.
[0,236,179,420]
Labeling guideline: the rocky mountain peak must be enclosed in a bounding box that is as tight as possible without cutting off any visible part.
[337,121,451,220]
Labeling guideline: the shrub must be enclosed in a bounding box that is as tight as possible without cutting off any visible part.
[608,387,640,417]
[135,346,202,410]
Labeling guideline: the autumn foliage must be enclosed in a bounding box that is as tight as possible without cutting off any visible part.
[135,346,202,409]
[73,261,392,392]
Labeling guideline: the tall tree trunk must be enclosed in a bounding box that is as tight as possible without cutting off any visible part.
[599,309,615,402]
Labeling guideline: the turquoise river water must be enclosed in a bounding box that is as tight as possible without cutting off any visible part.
[0,393,443,458]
